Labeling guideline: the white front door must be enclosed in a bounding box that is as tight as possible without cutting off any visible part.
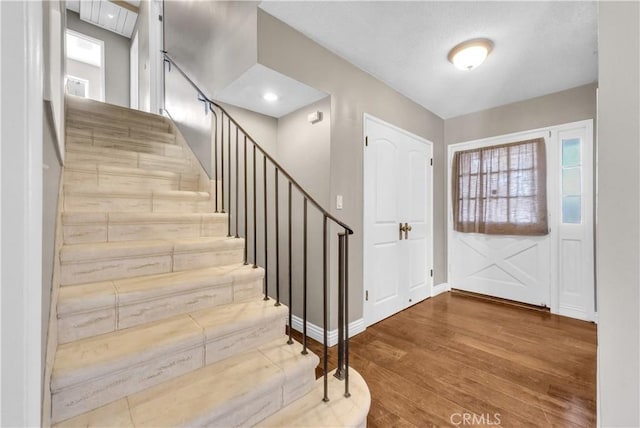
[363,115,433,326]
[447,120,595,320]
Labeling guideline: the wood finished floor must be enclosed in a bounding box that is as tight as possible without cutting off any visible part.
[295,292,597,427]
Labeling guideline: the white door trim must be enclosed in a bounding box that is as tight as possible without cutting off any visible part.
[447,119,595,320]
[149,0,164,114]
[130,31,139,109]
[362,113,434,327]
[1,1,44,426]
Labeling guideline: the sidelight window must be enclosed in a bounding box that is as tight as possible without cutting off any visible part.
[452,138,548,236]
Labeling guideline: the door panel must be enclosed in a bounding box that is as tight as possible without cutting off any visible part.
[364,116,433,326]
[451,234,550,305]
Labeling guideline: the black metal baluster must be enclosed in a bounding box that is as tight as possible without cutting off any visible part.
[243,136,248,265]
[335,233,345,380]
[287,181,293,345]
[220,114,225,214]
[212,108,218,213]
[263,154,269,300]
[227,118,231,237]
[323,215,329,402]
[302,198,308,355]
[275,168,280,306]
[252,145,257,269]
[235,127,239,238]
[344,231,351,398]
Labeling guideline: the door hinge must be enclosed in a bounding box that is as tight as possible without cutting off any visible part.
[365,136,368,147]
[365,290,369,301]
[430,158,433,166]
[430,269,433,277]
[158,15,163,22]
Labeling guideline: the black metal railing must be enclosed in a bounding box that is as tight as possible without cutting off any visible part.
[163,52,353,401]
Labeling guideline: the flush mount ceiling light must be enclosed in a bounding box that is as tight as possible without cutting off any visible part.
[448,38,494,71]
[263,92,279,102]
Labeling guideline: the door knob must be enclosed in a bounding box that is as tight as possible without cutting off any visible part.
[399,222,412,240]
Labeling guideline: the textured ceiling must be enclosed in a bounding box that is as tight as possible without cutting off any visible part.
[259,1,598,119]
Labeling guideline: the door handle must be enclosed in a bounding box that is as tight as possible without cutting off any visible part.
[399,222,412,240]
[404,222,412,240]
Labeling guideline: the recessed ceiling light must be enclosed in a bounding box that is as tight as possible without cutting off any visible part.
[263,92,279,102]
[107,13,115,19]
[448,39,494,71]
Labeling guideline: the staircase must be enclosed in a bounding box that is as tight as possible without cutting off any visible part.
[49,95,369,427]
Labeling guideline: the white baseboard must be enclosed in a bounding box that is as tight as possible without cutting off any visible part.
[289,315,365,347]
[432,282,451,297]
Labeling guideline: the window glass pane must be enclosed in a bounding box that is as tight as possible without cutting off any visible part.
[562,167,581,196]
[562,138,581,167]
[563,196,581,224]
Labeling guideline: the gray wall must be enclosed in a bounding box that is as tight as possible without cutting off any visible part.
[218,102,278,155]
[66,10,130,107]
[273,97,332,325]
[258,10,445,327]
[444,83,597,145]
[276,97,331,206]
[597,2,640,426]
[164,1,259,94]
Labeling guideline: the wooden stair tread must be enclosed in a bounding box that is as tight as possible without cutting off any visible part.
[58,263,263,314]
[60,236,244,263]
[54,339,319,427]
[64,185,210,199]
[52,300,289,390]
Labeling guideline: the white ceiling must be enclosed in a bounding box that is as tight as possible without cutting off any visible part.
[259,1,598,119]
[67,0,140,38]
[215,64,328,118]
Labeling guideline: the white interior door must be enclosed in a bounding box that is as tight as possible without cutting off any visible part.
[130,31,139,109]
[364,115,433,326]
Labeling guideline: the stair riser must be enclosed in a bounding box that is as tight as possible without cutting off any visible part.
[58,278,263,344]
[67,121,176,144]
[205,317,284,366]
[68,111,171,133]
[64,194,214,213]
[204,392,283,428]
[63,218,226,244]
[65,151,193,174]
[52,314,287,424]
[52,345,203,424]
[60,247,243,286]
[65,99,170,124]
[67,134,182,157]
[64,169,199,193]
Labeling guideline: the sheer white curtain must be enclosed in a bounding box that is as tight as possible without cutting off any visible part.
[452,138,548,236]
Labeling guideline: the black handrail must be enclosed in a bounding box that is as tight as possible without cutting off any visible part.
[163,51,353,402]
[163,52,354,235]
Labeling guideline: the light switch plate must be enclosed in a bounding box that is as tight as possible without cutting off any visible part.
[336,195,343,210]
